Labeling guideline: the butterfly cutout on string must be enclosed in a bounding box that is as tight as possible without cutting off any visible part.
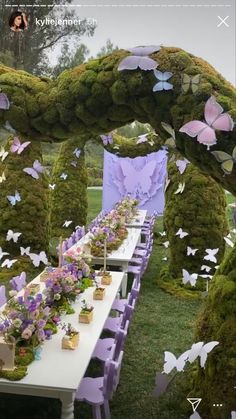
[29,251,48,267]
[176,228,189,239]
[20,246,31,256]
[153,70,173,92]
[10,137,31,154]
[211,146,236,175]
[70,161,77,167]
[73,148,81,158]
[224,235,234,248]
[203,248,219,263]
[23,160,44,179]
[201,265,211,273]
[175,158,190,175]
[136,133,149,144]
[174,182,185,194]
[159,231,166,237]
[187,246,198,256]
[6,229,22,243]
[164,177,170,192]
[1,258,17,268]
[0,247,9,261]
[181,74,201,94]
[10,272,26,291]
[0,146,8,162]
[33,346,42,361]
[182,269,198,287]
[179,96,234,150]
[7,190,21,206]
[60,173,68,180]
[49,184,56,190]
[118,45,161,71]
[163,350,190,374]
[0,92,10,110]
[100,134,113,146]
[162,241,170,248]
[63,220,73,227]
[0,172,6,183]
[161,122,176,149]
[188,341,219,368]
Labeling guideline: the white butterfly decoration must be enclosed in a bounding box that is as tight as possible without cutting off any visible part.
[164,177,170,192]
[188,341,219,368]
[0,172,6,183]
[20,246,31,256]
[63,220,73,227]
[163,241,170,248]
[0,247,9,261]
[199,274,213,279]
[224,236,234,248]
[29,251,48,267]
[174,182,185,194]
[230,229,236,234]
[49,184,56,190]
[0,146,8,162]
[187,246,198,256]
[159,231,166,237]
[113,144,120,150]
[182,269,198,287]
[136,133,149,144]
[162,257,168,261]
[163,350,190,374]
[176,228,189,239]
[60,173,68,180]
[203,248,219,263]
[7,190,21,206]
[73,148,81,158]
[6,229,22,243]
[201,265,211,273]
[1,258,17,268]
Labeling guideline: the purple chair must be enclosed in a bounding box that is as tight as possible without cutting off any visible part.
[10,272,26,292]
[92,321,129,363]
[103,300,136,334]
[75,351,124,419]
[0,285,7,307]
[112,281,140,313]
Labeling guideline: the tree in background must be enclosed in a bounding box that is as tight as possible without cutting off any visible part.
[52,43,90,77]
[0,0,96,73]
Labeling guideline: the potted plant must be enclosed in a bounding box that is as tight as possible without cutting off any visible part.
[79,299,94,324]
[61,323,79,350]
[93,279,105,300]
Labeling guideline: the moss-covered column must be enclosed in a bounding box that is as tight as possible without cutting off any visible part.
[49,137,88,240]
[192,246,236,418]
[163,157,228,278]
[0,136,49,282]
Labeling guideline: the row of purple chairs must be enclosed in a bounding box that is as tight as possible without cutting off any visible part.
[61,225,85,253]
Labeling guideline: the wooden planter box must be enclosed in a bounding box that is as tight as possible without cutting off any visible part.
[101,272,112,285]
[0,336,15,370]
[40,269,51,282]
[27,283,40,296]
[79,309,93,324]
[93,287,105,300]
[61,332,79,350]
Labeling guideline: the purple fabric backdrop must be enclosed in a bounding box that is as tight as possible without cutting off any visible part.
[102,150,168,215]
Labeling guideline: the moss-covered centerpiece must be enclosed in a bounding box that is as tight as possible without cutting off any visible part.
[93,279,106,300]
[79,299,94,324]
[115,197,139,223]
[61,322,79,350]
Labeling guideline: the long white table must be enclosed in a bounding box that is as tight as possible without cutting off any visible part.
[0,271,124,419]
[125,209,147,228]
[65,228,141,297]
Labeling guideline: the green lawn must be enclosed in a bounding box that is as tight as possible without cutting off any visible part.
[0,190,234,418]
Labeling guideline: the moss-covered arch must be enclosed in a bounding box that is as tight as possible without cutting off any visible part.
[0,47,236,416]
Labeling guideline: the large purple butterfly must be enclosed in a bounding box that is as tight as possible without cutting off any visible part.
[118,45,161,71]
[23,160,44,179]
[101,134,113,146]
[0,93,10,110]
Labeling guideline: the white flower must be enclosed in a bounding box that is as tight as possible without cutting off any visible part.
[13,319,22,328]
[54,293,61,301]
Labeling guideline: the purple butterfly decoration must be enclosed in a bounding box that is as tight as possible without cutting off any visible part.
[10,137,31,154]
[0,93,10,110]
[73,148,81,158]
[136,133,149,144]
[71,161,77,167]
[179,96,234,149]
[23,160,44,179]
[153,70,173,91]
[101,134,113,146]
[175,158,190,174]
[10,272,26,291]
[118,45,161,71]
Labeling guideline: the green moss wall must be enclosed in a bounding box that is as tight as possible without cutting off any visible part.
[0,136,49,282]
[49,137,88,240]
[163,158,228,278]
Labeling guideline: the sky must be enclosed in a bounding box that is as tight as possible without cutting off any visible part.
[50,0,235,84]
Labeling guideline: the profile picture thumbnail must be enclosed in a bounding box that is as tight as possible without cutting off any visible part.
[9,11,28,32]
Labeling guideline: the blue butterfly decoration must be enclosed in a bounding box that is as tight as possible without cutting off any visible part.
[153,70,173,92]
[33,346,42,360]
[7,190,21,206]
